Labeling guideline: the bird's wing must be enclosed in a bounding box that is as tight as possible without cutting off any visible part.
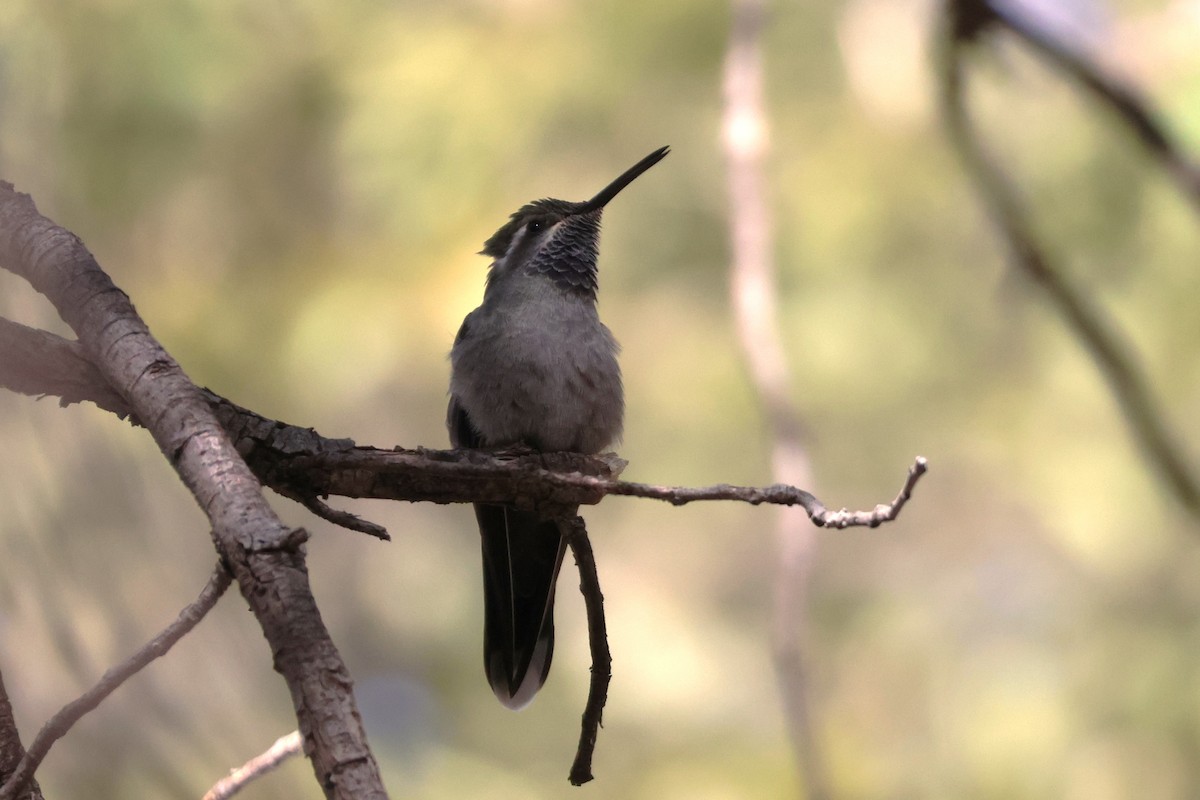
[447,394,481,449]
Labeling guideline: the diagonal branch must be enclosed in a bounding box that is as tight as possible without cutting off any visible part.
[937,14,1200,516]
[0,564,232,800]
[0,183,389,799]
[952,0,1200,213]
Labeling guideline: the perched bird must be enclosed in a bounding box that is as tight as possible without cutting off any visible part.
[448,147,669,708]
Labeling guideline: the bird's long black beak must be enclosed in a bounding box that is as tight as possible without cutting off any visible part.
[577,146,670,213]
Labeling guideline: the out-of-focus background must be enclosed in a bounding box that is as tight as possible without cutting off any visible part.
[2,0,1200,797]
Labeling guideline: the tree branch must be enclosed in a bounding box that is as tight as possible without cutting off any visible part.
[0,669,42,800]
[0,564,232,800]
[0,183,389,799]
[950,0,1200,213]
[565,518,611,786]
[608,457,929,527]
[938,7,1200,516]
[0,316,927,532]
[203,731,304,800]
[0,316,133,420]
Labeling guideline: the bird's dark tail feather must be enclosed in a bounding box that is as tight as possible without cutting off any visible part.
[476,503,567,709]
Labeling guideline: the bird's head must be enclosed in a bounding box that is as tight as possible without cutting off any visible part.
[480,146,669,298]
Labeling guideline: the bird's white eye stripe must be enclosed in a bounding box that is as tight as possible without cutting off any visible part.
[496,225,529,270]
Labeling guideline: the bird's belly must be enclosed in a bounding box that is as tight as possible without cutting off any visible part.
[452,330,623,454]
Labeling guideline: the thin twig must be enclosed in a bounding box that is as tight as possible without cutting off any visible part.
[938,12,1200,515]
[0,563,233,800]
[813,456,927,529]
[979,0,1200,212]
[202,731,304,800]
[565,518,611,786]
[608,457,928,527]
[297,495,390,541]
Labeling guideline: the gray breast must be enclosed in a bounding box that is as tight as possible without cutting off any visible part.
[450,294,623,454]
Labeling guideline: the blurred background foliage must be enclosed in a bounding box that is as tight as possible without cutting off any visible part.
[1,0,1199,797]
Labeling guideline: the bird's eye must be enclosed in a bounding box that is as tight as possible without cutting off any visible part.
[522,213,560,237]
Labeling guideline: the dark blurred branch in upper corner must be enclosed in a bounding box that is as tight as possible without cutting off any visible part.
[947,0,1200,212]
[0,316,927,536]
[938,0,1200,516]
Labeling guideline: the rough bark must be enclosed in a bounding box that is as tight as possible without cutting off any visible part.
[0,182,387,800]
[0,670,43,800]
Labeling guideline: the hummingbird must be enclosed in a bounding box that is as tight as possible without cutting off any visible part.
[448,146,669,708]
